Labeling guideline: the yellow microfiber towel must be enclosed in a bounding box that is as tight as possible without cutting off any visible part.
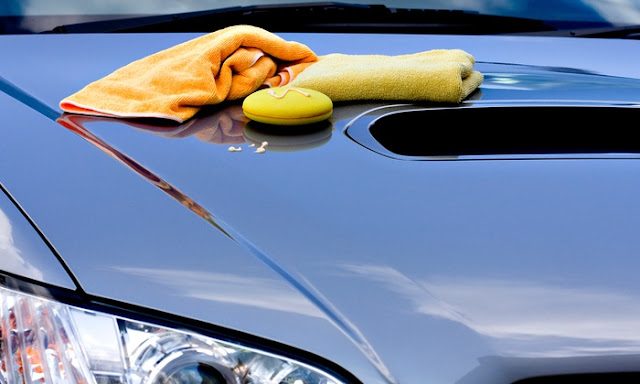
[290,50,483,103]
[60,25,317,123]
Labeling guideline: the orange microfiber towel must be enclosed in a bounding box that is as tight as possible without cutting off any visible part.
[60,25,317,123]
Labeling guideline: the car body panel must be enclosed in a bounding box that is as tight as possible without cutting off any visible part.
[2,33,640,384]
[0,186,76,289]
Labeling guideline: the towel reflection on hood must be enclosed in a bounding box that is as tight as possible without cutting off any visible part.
[130,105,249,144]
[59,105,333,152]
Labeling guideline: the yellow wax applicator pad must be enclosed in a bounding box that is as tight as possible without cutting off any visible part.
[291,50,483,103]
[242,87,333,126]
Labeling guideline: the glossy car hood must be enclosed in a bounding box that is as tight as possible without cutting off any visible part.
[2,33,640,384]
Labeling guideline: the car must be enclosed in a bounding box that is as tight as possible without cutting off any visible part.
[1,1,640,383]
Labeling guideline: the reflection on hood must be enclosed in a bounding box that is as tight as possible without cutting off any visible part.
[0,207,44,280]
[343,264,640,357]
[112,266,324,318]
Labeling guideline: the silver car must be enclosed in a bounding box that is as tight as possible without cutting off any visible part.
[2,1,640,383]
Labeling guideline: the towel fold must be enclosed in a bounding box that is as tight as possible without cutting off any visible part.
[60,25,317,123]
[60,26,483,123]
[291,51,483,103]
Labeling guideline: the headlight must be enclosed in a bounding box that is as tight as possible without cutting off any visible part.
[0,285,346,384]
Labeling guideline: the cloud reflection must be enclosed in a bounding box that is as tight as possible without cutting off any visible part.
[112,266,323,318]
[582,0,640,24]
[0,207,44,280]
[342,264,640,357]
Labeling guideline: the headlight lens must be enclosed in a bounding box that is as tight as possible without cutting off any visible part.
[0,286,343,384]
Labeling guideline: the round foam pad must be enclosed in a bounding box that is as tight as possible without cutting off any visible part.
[242,87,333,126]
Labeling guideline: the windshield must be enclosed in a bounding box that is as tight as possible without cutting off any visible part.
[3,0,640,33]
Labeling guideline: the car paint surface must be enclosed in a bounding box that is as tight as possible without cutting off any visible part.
[0,187,76,288]
[1,33,640,384]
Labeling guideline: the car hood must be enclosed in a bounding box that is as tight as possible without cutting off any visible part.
[2,33,640,384]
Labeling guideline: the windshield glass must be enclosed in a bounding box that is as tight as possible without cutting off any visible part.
[3,0,640,33]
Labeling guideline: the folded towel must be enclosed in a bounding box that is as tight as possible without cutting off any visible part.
[60,25,317,123]
[291,50,483,103]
